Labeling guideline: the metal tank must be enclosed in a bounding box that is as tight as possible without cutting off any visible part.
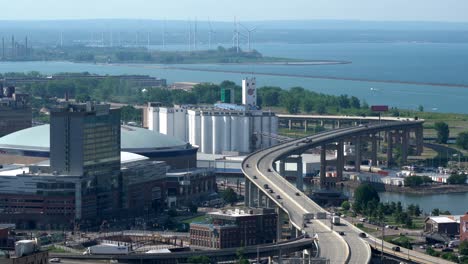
[223,115,232,151]
[230,115,240,152]
[212,114,224,154]
[201,112,213,154]
[241,115,251,153]
[261,114,271,148]
[270,115,279,146]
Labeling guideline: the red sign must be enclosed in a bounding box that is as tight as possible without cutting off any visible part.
[371,105,389,112]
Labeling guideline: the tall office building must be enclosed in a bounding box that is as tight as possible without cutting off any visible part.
[0,86,31,137]
[50,102,121,218]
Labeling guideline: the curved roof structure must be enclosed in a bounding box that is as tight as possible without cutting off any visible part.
[0,124,188,153]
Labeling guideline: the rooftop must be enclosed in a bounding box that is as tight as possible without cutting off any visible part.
[428,216,457,224]
[0,125,188,153]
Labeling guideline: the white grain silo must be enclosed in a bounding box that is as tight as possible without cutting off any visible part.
[212,114,224,154]
[240,114,251,153]
[174,108,187,141]
[223,115,232,151]
[270,115,279,146]
[201,112,213,154]
[261,114,271,147]
[230,115,240,152]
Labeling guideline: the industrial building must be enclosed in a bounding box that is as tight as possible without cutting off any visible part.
[461,213,468,242]
[144,78,278,155]
[0,86,31,137]
[190,208,277,249]
[0,102,213,228]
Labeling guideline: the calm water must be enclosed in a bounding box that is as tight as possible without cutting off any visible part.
[1,42,468,113]
[378,191,468,215]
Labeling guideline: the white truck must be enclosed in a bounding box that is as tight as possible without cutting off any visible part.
[83,244,130,255]
[332,216,340,225]
[15,239,38,257]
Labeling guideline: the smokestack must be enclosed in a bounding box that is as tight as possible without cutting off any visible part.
[11,35,14,58]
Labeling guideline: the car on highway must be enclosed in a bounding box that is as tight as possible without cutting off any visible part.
[276,195,281,199]
[392,246,400,252]
[339,231,345,236]
[253,175,257,179]
[263,184,269,189]
[245,164,250,168]
[359,232,367,238]
[295,192,300,196]
[49,258,61,263]
[268,189,274,194]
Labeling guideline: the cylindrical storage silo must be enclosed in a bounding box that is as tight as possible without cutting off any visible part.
[188,111,196,145]
[231,115,240,152]
[174,109,187,141]
[270,115,279,146]
[195,114,201,146]
[241,116,251,153]
[253,115,262,150]
[262,115,271,147]
[201,113,213,154]
[223,115,231,152]
[212,115,224,154]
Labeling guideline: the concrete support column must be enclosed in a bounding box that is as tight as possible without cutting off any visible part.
[337,141,344,181]
[337,120,341,128]
[355,136,362,172]
[296,158,304,191]
[320,120,324,127]
[245,180,251,207]
[402,129,409,165]
[256,186,260,207]
[320,145,327,187]
[387,131,393,166]
[304,120,308,133]
[416,125,424,155]
[288,119,292,131]
[279,160,286,176]
[371,134,378,167]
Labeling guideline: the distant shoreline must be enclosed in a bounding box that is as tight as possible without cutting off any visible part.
[106,62,468,89]
[343,181,468,194]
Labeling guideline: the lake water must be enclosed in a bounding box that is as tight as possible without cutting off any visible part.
[1,42,468,113]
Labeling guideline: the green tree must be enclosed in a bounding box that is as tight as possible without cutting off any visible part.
[457,132,468,150]
[434,122,450,144]
[341,201,351,211]
[187,256,211,264]
[418,105,424,112]
[447,173,467,185]
[431,208,440,216]
[353,184,380,214]
[221,188,237,205]
[404,176,423,187]
[460,240,468,255]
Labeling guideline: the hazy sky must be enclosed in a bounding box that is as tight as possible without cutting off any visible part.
[3,0,468,22]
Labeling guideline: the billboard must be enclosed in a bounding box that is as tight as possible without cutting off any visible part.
[371,105,389,112]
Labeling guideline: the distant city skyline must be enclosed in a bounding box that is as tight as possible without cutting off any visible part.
[2,0,468,22]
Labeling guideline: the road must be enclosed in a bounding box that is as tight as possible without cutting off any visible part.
[242,120,451,264]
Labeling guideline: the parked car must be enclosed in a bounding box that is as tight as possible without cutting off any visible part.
[442,248,453,252]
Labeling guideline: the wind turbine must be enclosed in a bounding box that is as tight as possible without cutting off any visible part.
[208,18,215,50]
[240,23,256,52]
[232,17,240,53]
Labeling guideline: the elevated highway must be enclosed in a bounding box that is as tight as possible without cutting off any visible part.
[242,120,448,264]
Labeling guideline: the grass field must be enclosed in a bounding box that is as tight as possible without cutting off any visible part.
[181,215,208,224]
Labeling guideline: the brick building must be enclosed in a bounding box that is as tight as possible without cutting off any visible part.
[190,208,277,249]
[461,212,468,242]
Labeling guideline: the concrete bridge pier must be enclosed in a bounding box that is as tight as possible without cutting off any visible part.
[320,145,327,187]
[354,136,362,172]
[371,134,378,166]
[401,129,410,164]
[336,141,344,181]
[387,131,393,165]
[416,125,424,155]
[245,180,252,207]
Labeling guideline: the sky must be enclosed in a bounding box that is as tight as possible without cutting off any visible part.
[2,0,468,22]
